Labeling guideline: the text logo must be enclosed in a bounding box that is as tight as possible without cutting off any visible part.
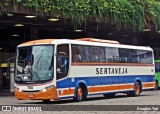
[2,106,12,111]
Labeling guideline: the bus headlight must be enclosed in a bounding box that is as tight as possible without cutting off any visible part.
[40,85,54,92]
[42,89,47,92]
[15,86,22,92]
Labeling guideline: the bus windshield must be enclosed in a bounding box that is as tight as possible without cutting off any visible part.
[15,45,54,84]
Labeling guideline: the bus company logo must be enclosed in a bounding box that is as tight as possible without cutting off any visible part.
[2,106,12,111]
[96,67,128,75]
[27,85,33,89]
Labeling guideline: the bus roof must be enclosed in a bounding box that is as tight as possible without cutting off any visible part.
[75,38,120,44]
[17,38,152,51]
[18,38,119,46]
[18,39,56,46]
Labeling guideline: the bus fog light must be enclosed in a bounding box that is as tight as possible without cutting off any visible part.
[42,89,47,92]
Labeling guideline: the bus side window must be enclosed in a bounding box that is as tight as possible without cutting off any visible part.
[107,58,113,62]
[121,57,127,63]
[74,54,81,62]
[56,44,69,80]
[127,57,132,63]
[95,55,99,62]
[132,57,139,63]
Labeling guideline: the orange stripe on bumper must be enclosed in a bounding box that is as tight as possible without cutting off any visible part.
[15,86,57,100]
[58,88,74,96]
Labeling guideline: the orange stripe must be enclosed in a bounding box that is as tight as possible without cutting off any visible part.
[118,84,134,90]
[143,82,155,88]
[58,88,74,96]
[88,84,134,93]
[71,62,154,66]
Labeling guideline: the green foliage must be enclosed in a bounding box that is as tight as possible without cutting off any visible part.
[0,0,11,15]
[1,0,160,31]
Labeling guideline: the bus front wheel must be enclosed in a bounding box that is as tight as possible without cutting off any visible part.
[74,86,87,102]
[75,86,83,102]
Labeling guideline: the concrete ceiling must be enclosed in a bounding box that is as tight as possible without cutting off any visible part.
[0,13,160,53]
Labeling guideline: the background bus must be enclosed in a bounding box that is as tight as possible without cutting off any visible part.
[14,38,155,102]
[155,59,160,90]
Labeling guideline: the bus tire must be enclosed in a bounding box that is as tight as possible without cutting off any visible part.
[127,82,141,97]
[42,100,51,103]
[154,80,158,90]
[74,85,87,102]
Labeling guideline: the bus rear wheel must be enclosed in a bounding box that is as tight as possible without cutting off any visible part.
[127,82,141,97]
[135,82,140,96]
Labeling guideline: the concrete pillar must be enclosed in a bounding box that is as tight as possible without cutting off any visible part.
[9,63,15,92]
[0,69,2,90]
[0,52,2,90]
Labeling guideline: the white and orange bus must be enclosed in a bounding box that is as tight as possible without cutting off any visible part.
[14,38,155,102]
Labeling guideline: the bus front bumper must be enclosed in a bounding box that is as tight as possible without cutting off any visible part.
[15,86,58,100]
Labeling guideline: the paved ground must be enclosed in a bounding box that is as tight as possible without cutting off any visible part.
[0,90,160,114]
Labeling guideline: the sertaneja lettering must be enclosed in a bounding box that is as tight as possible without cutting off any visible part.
[96,68,128,75]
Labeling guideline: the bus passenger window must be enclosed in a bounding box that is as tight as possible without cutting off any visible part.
[71,45,89,62]
[121,57,127,63]
[107,58,113,62]
[73,55,81,62]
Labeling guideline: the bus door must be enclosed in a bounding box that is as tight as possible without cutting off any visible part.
[56,44,69,80]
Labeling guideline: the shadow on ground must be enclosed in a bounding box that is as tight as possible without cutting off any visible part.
[19,94,149,105]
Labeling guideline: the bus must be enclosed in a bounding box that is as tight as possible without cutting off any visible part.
[155,59,160,90]
[14,38,155,102]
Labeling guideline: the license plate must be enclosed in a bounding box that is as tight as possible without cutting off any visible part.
[28,94,35,98]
